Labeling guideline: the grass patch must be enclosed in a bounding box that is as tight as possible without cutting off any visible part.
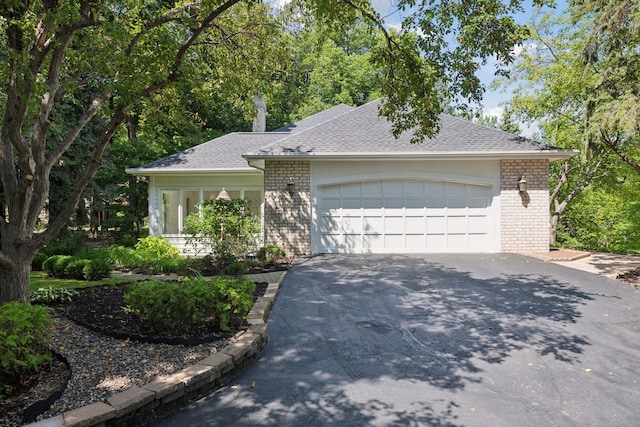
[30,271,129,292]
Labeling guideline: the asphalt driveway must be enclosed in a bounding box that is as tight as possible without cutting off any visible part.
[150,254,640,426]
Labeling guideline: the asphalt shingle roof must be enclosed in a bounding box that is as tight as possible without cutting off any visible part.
[129,99,572,174]
[131,104,354,172]
[252,99,555,156]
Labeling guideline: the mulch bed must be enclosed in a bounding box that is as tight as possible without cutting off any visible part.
[1,279,268,426]
[59,280,268,346]
[616,267,640,288]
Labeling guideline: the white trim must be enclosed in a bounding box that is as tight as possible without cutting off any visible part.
[126,167,259,175]
[245,150,577,162]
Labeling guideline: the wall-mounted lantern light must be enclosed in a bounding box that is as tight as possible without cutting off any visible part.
[286,177,295,195]
[517,175,528,193]
[216,187,231,200]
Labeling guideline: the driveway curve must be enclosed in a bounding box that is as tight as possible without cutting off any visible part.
[149,254,640,426]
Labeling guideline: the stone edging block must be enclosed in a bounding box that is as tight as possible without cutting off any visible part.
[26,276,283,427]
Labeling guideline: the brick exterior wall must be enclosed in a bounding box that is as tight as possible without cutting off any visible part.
[500,159,550,253]
[263,160,311,256]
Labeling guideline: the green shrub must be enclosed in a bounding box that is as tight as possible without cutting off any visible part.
[31,287,79,305]
[108,245,142,269]
[108,236,184,273]
[135,235,180,261]
[222,259,248,277]
[65,259,89,280]
[257,244,286,266]
[42,255,75,278]
[0,302,53,398]
[83,259,112,281]
[54,255,76,278]
[210,276,255,331]
[31,252,48,271]
[183,199,261,257]
[124,276,255,333]
[42,233,82,256]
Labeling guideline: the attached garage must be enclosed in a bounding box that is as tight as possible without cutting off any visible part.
[316,179,495,253]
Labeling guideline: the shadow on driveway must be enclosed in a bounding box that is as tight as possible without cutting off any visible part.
[150,253,640,426]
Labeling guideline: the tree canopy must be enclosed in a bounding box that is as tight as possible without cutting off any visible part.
[1,0,554,304]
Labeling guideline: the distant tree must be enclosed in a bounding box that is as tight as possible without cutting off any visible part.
[496,7,632,243]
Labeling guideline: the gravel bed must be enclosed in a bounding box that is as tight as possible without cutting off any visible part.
[34,314,229,423]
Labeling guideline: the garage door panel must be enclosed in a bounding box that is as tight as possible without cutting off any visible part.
[404,181,425,195]
[447,216,468,232]
[363,198,384,209]
[468,216,487,233]
[319,216,340,233]
[406,234,427,248]
[447,198,468,209]
[342,198,362,209]
[321,198,342,210]
[447,182,467,196]
[426,234,447,247]
[468,185,490,197]
[447,234,468,250]
[384,198,405,209]
[406,216,427,233]
[427,198,447,209]
[426,217,447,233]
[468,197,489,209]
[341,183,361,197]
[383,181,404,195]
[363,217,384,234]
[384,216,404,230]
[364,234,384,250]
[343,217,363,234]
[426,181,446,195]
[320,234,343,251]
[406,198,426,209]
[384,234,404,248]
[362,182,382,195]
[468,234,487,249]
[317,179,494,253]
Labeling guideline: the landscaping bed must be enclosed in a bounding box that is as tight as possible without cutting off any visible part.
[1,279,269,427]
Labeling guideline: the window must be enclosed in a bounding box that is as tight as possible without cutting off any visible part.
[161,190,179,234]
[159,188,263,235]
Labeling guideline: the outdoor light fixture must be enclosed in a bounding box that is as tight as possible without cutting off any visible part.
[216,187,231,200]
[287,177,295,195]
[517,175,528,193]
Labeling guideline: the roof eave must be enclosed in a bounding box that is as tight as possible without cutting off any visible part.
[243,150,578,162]
[125,167,261,176]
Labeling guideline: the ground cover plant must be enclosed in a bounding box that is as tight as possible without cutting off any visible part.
[0,303,53,402]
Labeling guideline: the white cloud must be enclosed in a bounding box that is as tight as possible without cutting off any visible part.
[484,106,504,118]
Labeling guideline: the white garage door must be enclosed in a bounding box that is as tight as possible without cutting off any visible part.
[316,179,493,253]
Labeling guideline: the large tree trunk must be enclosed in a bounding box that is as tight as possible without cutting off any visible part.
[0,248,33,304]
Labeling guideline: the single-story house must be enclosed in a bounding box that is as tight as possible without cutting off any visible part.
[126,99,575,256]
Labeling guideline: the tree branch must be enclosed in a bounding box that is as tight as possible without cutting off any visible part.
[126,2,201,56]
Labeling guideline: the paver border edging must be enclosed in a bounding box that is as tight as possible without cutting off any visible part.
[26,277,283,427]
